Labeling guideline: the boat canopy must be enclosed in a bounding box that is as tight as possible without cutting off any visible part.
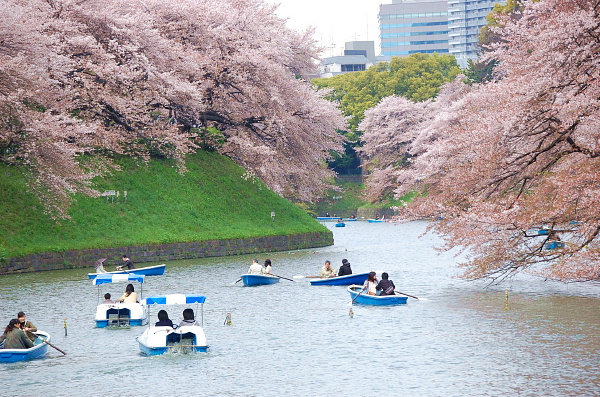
[92,274,145,285]
[142,294,206,305]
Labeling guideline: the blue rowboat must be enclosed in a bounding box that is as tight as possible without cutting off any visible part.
[241,274,280,286]
[347,285,408,306]
[368,219,383,223]
[138,294,208,356]
[317,217,339,221]
[93,274,147,328]
[335,222,346,227]
[0,331,50,363]
[309,272,370,286]
[545,241,565,250]
[88,264,166,279]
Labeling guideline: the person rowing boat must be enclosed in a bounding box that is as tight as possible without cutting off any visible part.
[319,260,336,278]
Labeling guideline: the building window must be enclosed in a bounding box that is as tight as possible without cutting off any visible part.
[341,64,366,72]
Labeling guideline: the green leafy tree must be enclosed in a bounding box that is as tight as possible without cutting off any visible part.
[313,53,461,173]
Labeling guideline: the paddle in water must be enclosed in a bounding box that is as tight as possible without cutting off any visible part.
[34,333,66,355]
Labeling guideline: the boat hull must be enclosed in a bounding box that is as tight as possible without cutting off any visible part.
[241,274,280,286]
[138,326,208,356]
[368,219,383,223]
[88,264,166,279]
[347,285,408,305]
[0,331,50,363]
[335,223,346,227]
[309,272,370,286]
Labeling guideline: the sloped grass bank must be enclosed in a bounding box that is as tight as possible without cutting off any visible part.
[0,152,330,260]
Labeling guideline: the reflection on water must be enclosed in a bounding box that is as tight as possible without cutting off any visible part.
[1,221,599,396]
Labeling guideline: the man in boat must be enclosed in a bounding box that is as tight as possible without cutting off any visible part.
[376,272,396,296]
[17,312,37,342]
[248,259,263,275]
[94,258,108,273]
[337,259,352,276]
[0,319,34,349]
[319,260,336,278]
[116,254,135,270]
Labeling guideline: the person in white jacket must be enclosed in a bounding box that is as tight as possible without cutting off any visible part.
[248,259,263,275]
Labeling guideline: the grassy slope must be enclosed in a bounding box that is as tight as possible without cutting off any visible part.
[0,152,329,259]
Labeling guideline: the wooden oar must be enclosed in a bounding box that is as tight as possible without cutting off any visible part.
[270,274,295,282]
[395,291,419,300]
[34,333,66,355]
[350,286,367,304]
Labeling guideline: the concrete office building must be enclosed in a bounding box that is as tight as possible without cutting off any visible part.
[379,0,449,57]
[448,0,506,68]
[319,41,391,78]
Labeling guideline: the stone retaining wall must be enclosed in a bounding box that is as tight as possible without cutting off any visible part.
[0,231,333,274]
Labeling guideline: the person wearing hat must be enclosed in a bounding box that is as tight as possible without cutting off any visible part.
[338,259,352,276]
[17,311,37,342]
[0,319,34,349]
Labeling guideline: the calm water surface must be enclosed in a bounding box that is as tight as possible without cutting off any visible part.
[1,221,598,396]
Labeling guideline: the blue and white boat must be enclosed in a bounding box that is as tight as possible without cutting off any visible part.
[241,274,280,286]
[317,216,342,221]
[368,219,383,223]
[88,263,166,279]
[347,285,408,306]
[335,222,346,227]
[137,294,208,356]
[309,272,370,286]
[93,274,147,328]
[0,331,51,363]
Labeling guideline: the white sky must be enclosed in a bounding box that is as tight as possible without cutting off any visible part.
[264,0,385,57]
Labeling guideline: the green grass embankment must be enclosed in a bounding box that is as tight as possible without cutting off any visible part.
[0,151,329,259]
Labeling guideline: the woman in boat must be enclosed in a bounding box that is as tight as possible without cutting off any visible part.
[263,259,272,275]
[363,272,378,296]
[319,260,336,278]
[0,319,34,349]
[155,310,174,327]
[376,272,396,296]
[115,283,138,303]
[337,259,352,276]
[248,259,263,275]
[178,308,199,327]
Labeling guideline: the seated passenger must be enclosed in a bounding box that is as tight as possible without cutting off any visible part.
[101,293,114,304]
[319,260,336,278]
[337,259,352,276]
[0,319,34,349]
[363,271,378,296]
[263,259,272,275]
[115,283,138,303]
[248,259,263,275]
[376,272,396,296]
[178,308,199,327]
[155,310,174,327]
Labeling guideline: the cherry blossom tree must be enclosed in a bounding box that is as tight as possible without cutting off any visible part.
[360,0,600,283]
[0,0,345,216]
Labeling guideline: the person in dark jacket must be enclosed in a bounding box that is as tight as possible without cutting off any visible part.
[337,259,352,276]
[0,319,34,349]
[376,272,396,296]
[117,254,135,270]
[155,310,174,327]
